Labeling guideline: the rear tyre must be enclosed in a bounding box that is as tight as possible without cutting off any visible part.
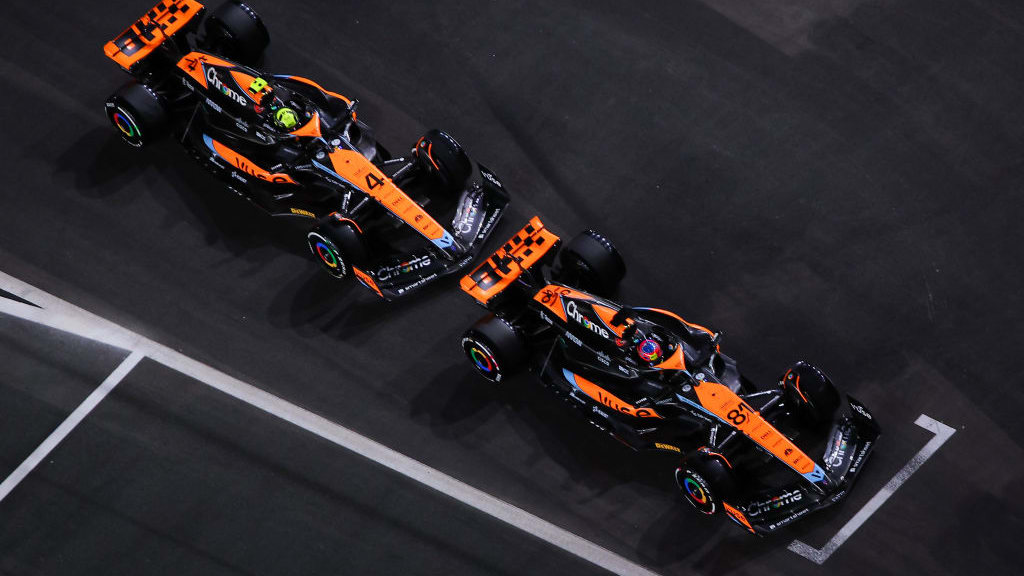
[105,82,168,148]
[559,230,626,296]
[676,449,737,516]
[461,315,527,383]
[306,216,367,279]
[781,361,841,425]
[204,1,270,65]
[415,129,472,191]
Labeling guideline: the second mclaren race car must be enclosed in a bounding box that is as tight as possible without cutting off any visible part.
[457,217,880,534]
[102,0,509,299]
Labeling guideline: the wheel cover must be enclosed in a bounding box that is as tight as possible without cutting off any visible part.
[677,468,717,514]
[108,105,143,147]
[307,232,348,278]
[461,337,502,382]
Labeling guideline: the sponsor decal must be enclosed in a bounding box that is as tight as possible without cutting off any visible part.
[767,506,810,530]
[565,300,610,338]
[617,365,631,376]
[112,110,138,138]
[394,273,439,295]
[684,478,707,503]
[744,489,803,518]
[595,351,611,366]
[454,196,481,235]
[207,67,248,106]
[476,210,500,240]
[315,242,342,273]
[655,442,681,453]
[564,331,583,346]
[563,369,662,419]
[851,402,873,420]
[378,255,432,281]
[289,208,316,218]
[481,169,502,188]
[825,428,850,469]
[848,440,872,475]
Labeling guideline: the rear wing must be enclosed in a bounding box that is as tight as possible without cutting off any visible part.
[460,216,560,306]
[104,0,205,71]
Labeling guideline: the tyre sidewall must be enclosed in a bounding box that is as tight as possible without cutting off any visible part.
[416,130,471,190]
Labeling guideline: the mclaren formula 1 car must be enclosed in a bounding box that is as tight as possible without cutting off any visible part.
[458,217,880,534]
[102,0,508,299]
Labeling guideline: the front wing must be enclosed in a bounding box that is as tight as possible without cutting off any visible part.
[723,395,881,534]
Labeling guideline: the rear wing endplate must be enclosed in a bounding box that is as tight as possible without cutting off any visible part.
[460,216,560,306]
[104,0,205,71]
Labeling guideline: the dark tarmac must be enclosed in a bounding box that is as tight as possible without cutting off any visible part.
[1,1,1022,574]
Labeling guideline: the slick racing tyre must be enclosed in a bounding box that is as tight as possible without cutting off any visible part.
[559,230,627,296]
[781,361,841,425]
[105,82,168,148]
[307,216,367,280]
[204,1,270,65]
[461,315,527,383]
[415,129,472,191]
[676,449,737,516]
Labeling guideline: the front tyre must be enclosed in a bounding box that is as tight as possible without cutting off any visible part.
[415,129,472,191]
[105,82,168,148]
[306,216,367,279]
[781,361,840,425]
[461,315,527,383]
[676,449,737,516]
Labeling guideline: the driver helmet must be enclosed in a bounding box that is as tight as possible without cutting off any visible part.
[274,107,300,129]
[636,338,662,362]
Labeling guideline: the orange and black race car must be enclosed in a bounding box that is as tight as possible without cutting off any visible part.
[102,0,509,299]
[458,218,881,534]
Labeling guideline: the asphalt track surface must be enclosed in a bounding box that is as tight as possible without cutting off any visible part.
[1,1,1022,574]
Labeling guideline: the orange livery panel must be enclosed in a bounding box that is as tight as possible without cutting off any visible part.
[461,217,561,305]
[203,135,297,185]
[105,0,205,71]
[691,380,827,484]
[563,369,663,419]
[325,149,449,245]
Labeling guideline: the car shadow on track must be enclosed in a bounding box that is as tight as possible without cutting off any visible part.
[63,128,313,263]
[264,265,458,341]
[405,347,694,508]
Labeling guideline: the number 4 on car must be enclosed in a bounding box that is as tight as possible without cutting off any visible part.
[103,0,510,300]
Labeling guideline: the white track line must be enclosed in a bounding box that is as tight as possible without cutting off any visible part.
[0,272,660,576]
[788,414,956,564]
[0,350,144,503]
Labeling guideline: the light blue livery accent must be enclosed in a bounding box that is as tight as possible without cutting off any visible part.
[802,465,828,484]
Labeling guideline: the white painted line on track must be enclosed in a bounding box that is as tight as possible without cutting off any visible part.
[0,272,661,576]
[788,414,956,564]
[0,350,144,504]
